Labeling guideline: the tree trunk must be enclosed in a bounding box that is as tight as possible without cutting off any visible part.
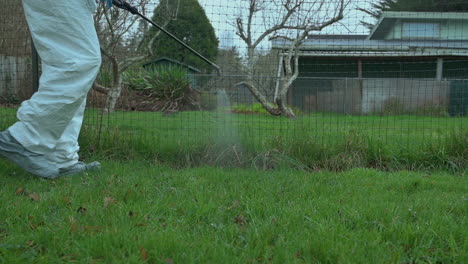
[244,47,282,116]
[275,55,297,118]
[242,81,281,116]
[103,55,122,114]
[103,82,122,114]
[275,79,295,118]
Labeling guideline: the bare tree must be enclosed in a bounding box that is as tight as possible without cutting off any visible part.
[92,0,176,113]
[234,0,347,118]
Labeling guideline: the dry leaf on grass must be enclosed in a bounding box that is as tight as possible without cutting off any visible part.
[28,193,40,201]
[140,247,148,261]
[228,200,240,210]
[103,197,117,208]
[15,188,26,195]
[234,214,247,226]
[69,216,78,233]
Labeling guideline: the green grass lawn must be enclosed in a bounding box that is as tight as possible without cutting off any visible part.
[3,107,466,148]
[80,110,466,171]
[1,107,467,171]
[1,108,466,262]
[80,109,466,145]
[0,160,466,263]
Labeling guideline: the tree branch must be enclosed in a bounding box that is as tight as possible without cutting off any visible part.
[119,21,167,72]
[92,82,110,95]
[252,0,302,48]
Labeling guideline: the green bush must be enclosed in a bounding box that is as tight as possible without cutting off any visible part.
[123,67,190,93]
[145,66,191,101]
[122,69,148,91]
[122,66,197,112]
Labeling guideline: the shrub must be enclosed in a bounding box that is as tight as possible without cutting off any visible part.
[122,66,199,113]
[122,69,148,91]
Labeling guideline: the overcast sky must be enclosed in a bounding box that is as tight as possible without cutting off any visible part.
[197,0,374,49]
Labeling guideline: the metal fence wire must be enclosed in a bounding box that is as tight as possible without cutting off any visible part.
[1,0,467,167]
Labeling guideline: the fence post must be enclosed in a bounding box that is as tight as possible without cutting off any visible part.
[31,39,39,93]
[344,78,347,114]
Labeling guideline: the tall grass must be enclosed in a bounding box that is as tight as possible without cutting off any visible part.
[78,111,467,173]
[1,106,466,172]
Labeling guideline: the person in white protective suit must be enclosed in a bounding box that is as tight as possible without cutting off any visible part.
[0,0,114,178]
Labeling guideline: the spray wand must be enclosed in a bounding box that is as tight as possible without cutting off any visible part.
[111,0,222,76]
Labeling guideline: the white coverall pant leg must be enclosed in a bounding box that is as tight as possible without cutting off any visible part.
[8,0,101,169]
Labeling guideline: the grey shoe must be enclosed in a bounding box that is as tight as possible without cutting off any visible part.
[59,161,101,176]
[0,131,59,178]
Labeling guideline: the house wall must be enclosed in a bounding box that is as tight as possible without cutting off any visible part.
[290,78,451,115]
[443,20,468,40]
[385,22,401,40]
[361,79,449,113]
[290,79,361,114]
[291,56,466,115]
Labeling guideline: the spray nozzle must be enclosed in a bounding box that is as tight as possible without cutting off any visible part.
[112,0,139,15]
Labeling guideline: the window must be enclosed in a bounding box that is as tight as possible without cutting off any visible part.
[362,59,437,79]
[402,22,441,39]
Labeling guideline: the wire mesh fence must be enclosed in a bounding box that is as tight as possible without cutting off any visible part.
[1,0,467,169]
[0,0,35,106]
